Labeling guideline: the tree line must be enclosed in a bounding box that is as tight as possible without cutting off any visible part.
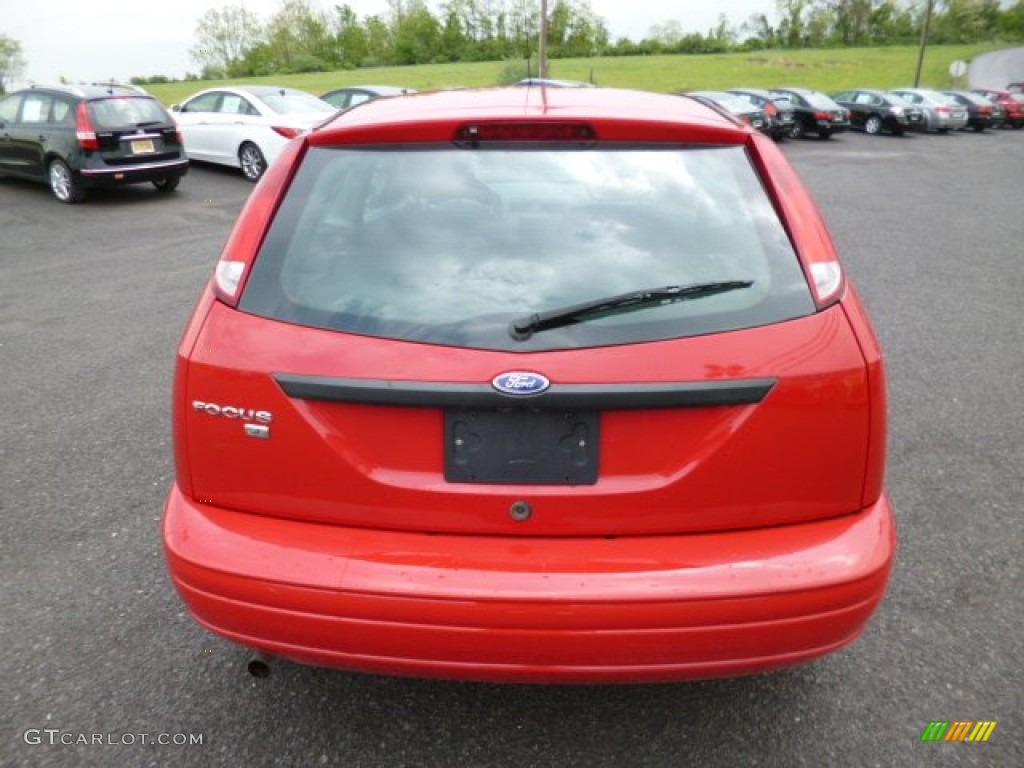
[753,0,1024,51]
[177,0,1024,82]
[4,1,1022,90]
[184,1,594,80]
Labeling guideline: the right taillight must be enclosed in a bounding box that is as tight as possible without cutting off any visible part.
[211,138,307,306]
[75,103,99,150]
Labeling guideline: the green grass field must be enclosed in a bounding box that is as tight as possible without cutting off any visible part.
[145,43,1009,105]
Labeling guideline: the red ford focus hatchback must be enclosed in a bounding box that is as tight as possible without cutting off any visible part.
[164,87,894,683]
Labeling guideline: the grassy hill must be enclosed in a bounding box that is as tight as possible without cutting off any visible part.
[145,43,1011,105]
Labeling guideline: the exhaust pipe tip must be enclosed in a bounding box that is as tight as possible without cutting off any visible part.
[247,652,272,679]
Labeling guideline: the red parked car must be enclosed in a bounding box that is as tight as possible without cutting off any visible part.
[163,87,894,683]
[971,88,1024,129]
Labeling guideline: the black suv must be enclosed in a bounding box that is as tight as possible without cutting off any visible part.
[0,84,188,203]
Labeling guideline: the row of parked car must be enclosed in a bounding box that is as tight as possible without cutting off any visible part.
[0,79,1021,202]
[690,84,1024,140]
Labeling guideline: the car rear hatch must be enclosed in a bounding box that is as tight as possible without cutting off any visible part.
[83,96,181,164]
[175,107,884,539]
[903,106,923,124]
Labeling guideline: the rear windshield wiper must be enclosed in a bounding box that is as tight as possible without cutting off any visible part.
[510,280,754,341]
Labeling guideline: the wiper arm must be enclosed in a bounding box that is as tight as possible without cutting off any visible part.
[510,280,754,341]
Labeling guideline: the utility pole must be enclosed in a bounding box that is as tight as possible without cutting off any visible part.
[540,0,549,79]
[913,0,934,87]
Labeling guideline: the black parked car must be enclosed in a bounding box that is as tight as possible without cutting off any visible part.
[727,88,796,140]
[683,91,768,135]
[0,84,188,203]
[831,88,924,135]
[942,91,997,132]
[769,88,850,139]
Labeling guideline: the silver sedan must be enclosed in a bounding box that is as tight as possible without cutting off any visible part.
[890,88,969,133]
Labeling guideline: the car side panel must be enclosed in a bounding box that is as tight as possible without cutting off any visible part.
[0,115,48,179]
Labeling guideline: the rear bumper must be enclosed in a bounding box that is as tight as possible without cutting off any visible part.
[930,115,969,131]
[80,157,189,187]
[164,486,895,683]
[814,119,848,133]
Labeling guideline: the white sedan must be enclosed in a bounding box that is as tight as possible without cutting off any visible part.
[171,86,335,181]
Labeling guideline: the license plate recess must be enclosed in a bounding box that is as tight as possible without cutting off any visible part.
[444,409,599,485]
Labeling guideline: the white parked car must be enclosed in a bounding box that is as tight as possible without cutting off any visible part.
[171,86,335,181]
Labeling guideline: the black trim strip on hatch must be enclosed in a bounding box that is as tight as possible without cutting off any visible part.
[274,374,776,410]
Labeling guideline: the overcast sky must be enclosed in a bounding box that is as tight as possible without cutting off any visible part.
[4,1,774,85]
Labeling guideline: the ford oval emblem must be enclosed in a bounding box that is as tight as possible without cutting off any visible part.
[492,371,551,397]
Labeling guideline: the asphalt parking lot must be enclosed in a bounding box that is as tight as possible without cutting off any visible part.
[2,128,1021,767]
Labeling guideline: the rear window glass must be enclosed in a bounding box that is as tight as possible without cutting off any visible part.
[697,93,752,112]
[88,97,169,129]
[803,92,840,109]
[240,145,815,352]
[954,93,987,106]
[253,89,334,115]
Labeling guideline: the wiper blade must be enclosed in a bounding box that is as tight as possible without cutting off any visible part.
[510,280,754,341]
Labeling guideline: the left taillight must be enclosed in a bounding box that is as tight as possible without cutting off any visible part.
[170,116,184,145]
[212,138,306,306]
[75,103,99,150]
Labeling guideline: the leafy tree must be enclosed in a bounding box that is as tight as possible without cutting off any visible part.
[392,0,443,63]
[866,2,919,44]
[741,12,780,48]
[547,0,607,58]
[932,0,1002,43]
[1002,0,1024,37]
[439,10,468,61]
[333,4,369,68]
[829,0,873,44]
[776,0,811,47]
[265,0,334,72]
[235,43,277,77]
[190,5,264,74]
[0,34,27,92]
[362,15,394,66]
